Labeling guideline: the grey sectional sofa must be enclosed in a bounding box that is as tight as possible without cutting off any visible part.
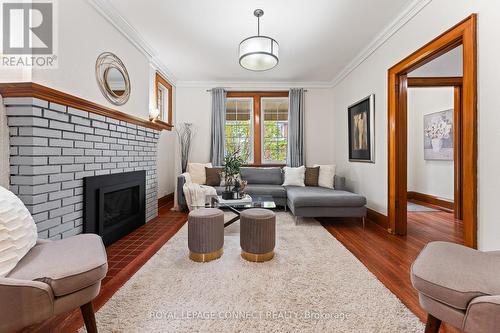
[177,167,367,219]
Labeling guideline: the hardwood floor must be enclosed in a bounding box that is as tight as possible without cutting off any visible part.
[321,210,463,333]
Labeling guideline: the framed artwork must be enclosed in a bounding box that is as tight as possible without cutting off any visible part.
[424,109,453,160]
[348,94,375,163]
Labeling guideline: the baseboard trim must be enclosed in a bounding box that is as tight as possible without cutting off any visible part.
[158,192,174,208]
[407,191,453,212]
[366,208,389,230]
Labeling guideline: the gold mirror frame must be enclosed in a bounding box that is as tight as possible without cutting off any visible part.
[95,52,131,106]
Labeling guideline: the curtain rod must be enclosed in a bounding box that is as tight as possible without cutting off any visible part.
[205,89,308,92]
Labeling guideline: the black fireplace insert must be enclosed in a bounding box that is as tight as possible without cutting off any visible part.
[84,171,145,246]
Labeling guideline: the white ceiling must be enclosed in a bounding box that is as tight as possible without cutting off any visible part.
[104,0,418,85]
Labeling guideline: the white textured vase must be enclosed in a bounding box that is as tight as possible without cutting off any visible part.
[431,138,443,152]
[0,186,37,277]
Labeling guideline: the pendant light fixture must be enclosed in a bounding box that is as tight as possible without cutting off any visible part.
[239,9,279,71]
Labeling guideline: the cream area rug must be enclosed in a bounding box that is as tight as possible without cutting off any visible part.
[84,212,423,332]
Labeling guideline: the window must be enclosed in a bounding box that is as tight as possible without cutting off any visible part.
[225,98,253,163]
[225,92,289,165]
[262,98,289,163]
[155,72,173,129]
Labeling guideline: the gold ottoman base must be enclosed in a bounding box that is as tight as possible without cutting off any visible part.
[189,248,223,263]
[241,250,274,262]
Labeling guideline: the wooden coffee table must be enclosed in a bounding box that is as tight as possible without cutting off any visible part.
[206,195,276,227]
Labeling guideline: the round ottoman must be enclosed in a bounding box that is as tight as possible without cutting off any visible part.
[240,208,276,262]
[188,208,224,262]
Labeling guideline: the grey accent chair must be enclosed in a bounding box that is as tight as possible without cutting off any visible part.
[0,234,108,333]
[411,241,500,333]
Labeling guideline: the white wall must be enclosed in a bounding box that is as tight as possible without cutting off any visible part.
[0,68,32,83]
[175,86,335,166]
[407,87,454,200]
[31,0,150,119]
[332,0,500,250]
[0,0,177,198]
[157,129,177,197]
[175,87,212,164]
[409,45,463,77]
[303,89,336,165]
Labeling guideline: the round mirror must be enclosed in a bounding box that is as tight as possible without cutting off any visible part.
[104,67,126,97]
[95,52,131,105]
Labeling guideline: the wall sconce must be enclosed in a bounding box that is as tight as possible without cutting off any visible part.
[149,108,160,121]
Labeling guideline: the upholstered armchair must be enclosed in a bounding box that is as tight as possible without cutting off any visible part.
[411,241,500,333]
[0,234,108,333]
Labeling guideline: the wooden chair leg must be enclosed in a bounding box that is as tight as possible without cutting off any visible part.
[80,301,98,333]
[425,313,442,333]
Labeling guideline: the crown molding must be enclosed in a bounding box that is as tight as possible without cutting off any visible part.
[329,0,433,87]
[87,0,177,85]
[175,80,333,89]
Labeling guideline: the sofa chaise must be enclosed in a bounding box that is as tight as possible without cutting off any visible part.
[177,167,367,221]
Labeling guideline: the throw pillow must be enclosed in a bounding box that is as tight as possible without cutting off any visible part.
[315,164,336,189]
[182,172,192,184]
[0,186,37,277]
[205,167,223,186]
[282,166,306,187]
[187,162,212,185]
[304,166,320,186]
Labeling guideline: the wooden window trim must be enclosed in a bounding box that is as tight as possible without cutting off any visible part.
[155,72,173,130]
[226,91,289,166]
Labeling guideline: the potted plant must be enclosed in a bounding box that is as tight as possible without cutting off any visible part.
[222,148,244,200]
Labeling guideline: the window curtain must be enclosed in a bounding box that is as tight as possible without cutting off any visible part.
[287,88,305,167]
[210,88,226,166]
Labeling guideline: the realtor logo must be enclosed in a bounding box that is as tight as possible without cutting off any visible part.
[1,1,57,67]
[3,2,53,54]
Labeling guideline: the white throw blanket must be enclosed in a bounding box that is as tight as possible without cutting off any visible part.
[183,183,217,211]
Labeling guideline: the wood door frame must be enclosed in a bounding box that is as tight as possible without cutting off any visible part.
[388,15,477,248]
[407,76,463,87]
[407,77,463,220]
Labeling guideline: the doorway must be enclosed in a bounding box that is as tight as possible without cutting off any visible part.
[407,80,463,244]
[407,75,462,220]
[387,15,477,248]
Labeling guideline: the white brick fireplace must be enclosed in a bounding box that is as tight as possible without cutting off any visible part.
[4,96,160,240]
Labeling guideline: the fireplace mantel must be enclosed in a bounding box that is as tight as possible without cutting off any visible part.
[0,82,171,131]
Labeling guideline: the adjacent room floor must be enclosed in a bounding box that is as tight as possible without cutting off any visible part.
[322,209,463,333]
[28,201,463,333]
